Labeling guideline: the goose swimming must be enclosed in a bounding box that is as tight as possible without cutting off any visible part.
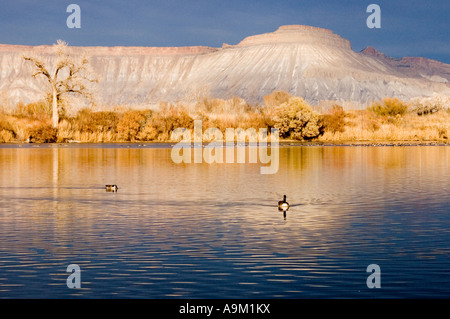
[106,185,118,192]
[278,195,290,211]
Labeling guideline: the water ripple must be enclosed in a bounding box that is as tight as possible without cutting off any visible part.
[1,146,450,298]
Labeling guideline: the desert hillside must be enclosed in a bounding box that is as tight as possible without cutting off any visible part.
[0,25,449,107]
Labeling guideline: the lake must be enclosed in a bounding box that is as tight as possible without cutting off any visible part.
[0,144,449,298]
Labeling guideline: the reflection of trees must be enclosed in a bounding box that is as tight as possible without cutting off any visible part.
[0,146,178,254]
[367,147,407,169]
[282,145,448,172]
[282,146,324,171]
[1,145,449,259]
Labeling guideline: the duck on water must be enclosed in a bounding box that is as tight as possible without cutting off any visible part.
[278,195,290,211]
[106,185,118,192]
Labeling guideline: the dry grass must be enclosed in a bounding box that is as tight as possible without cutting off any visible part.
[0,130,14,142]
[28,122,57,143]
[322,104,346,134]
[368,97,408,117]
[1,94,449,143]
[14,101,52,121]
[0,113,15,143]
[319,110,450,142]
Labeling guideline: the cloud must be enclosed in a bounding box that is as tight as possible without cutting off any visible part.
[0,0,448,63]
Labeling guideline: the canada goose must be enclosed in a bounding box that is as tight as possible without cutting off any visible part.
[278,195,290,211]
[105,185,118,192]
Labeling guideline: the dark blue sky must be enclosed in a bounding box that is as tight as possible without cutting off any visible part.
[1,0,449,63]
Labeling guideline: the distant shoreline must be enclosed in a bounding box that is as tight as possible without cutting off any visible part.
[1,93,449,145]
[1,140,449,148]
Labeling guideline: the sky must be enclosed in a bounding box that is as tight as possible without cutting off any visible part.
[0,0,449,63]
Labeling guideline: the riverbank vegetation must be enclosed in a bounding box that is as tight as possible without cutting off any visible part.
[0,91,449,143]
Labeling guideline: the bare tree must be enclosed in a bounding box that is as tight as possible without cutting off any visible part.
[24,40,97,129]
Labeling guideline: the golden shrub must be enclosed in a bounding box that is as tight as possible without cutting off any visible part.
[272,97,323,140]
[322,105,347,133]
[136,125,159,141]
[117,110,149,141]
[369,97,408,116]
[238,112,267,130]
[0,114,13,131]
[136,107,194,141]
[0,130,14,142]
[360,110,381,132]
[14,101,51,120]
[28,123,57,143]
[74,108,120,133]
[0,115,16,142]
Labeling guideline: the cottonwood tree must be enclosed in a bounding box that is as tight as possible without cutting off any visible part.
[24,40,97,129]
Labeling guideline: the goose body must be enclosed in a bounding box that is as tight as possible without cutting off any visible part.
[278,195,290,211]
[106,185,118,192]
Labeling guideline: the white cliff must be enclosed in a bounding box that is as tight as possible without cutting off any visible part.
[0,25,449,108]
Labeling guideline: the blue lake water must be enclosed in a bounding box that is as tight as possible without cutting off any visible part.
[0,144,449,298]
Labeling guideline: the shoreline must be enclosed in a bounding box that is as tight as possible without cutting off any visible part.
[2,94,449,145]
[1,140,449,148]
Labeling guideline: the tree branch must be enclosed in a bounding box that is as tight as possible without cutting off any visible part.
[23,56,52,82]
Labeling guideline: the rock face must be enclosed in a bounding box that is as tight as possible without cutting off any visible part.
[0,25,449,108]
[361,46,450,84]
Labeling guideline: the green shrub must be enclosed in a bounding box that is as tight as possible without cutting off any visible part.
[368,97,408,116]
[272,97,323,140]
